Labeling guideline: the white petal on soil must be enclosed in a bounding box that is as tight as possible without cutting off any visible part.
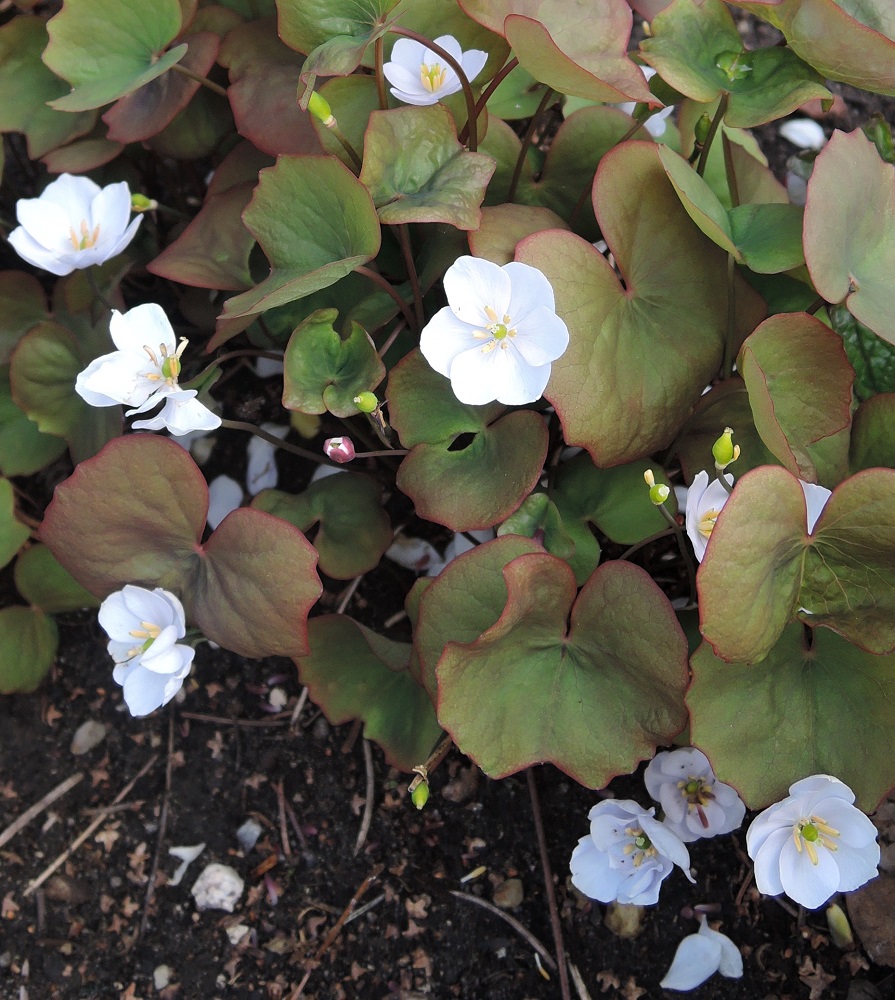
[779,118,827,150]
[246,423,287,494]
[660,931,722,990]
[169,842,206,886]
[386,534,445,574]
[207,475,243,529]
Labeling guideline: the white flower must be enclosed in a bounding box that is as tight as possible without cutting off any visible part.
[570,799,694,906]
[127,389,221,437]
[383,35,487,106]
[9,173,141,277]
[779,118,827,151]
[660,915,743,991]
[685,470,733,563]
[420,256,569,406]
[616,67,673,139]
[98,585,195,717]
[645,748,746,843]
[246,423,287,495]
[75,303,187,409]
[746,774,880,910]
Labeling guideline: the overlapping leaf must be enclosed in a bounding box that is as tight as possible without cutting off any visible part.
[850,395,895,473]
[436,553,688,785]
[689,625,895,810]
[0,607,58,694]
[41,436,322,658]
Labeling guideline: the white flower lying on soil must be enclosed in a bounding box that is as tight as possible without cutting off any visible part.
[383,34,487,106]
[660,915,743,991]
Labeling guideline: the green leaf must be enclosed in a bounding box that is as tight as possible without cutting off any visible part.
[851,395,895,473]
[436,554,688,785]
[282,309,385,417]
[486,63,549,119]
[739,313,854,482]
[0,16,95,158]
[313,75,380,170]
[252,473,392,580]
[219,155,381,319]
[0,367,67,477]
[44,0,188,112]
[9,320,120,464]
[828,303,895,402]
[689,625,895,810]
[804,129,895,345]
[413,534,545,699]
[145,80,232,160]
[0,271,49,365]
[0,478,30,570]
[641,0,830,127]
[0,607,58,694]
[389,351,548,532]
[15,544,100,614]
[468,204,570,266]
[359,106,495,229]
[297,615,442,770]
[40,436,322,658]
[729,0,895,97]
[497,493,578,570]
[699,466,895,663]
[517,142,765,466]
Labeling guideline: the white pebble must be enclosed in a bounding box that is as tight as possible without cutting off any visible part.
[70,720,106,756]
[191,863,244,912]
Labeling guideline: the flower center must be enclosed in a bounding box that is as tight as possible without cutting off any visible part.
[126,620,162,658]
[420,61,448,93]
[142,337,189,386]
[69,219,101,251]
[792,815,840,866]
[473,305,517,354]
[678,776,716,828]
[698,507,721,539]
[623,825,658,867]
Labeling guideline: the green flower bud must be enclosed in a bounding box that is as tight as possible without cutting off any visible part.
[353,391,379,414]
[411,780,430,810]
[712,427,737,468]
[130,193,158,213]
[825,902,854,949]
[694,113,713,146]
[307,91,334,126]
[649,483,670,506]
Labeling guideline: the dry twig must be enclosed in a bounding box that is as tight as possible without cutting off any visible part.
[0,773,84,850]
[448,890,557,972]
[139,712,175,940]
[180,710,291,727]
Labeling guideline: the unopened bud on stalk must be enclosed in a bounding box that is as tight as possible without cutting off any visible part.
[324,436,355,463]
[644,469,670,506]
[826,903,854,949]
[353,391,379,414]
[307,91,335,127]
[712,427,739,470]
[694,113,712,145]
[130,193,158,213]
[411,780,430,810]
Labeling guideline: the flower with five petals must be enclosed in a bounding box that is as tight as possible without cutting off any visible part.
[9,173,141,276]
[420,256,569,406]
[383,35,487,106]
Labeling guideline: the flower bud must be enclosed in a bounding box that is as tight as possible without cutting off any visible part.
[694,113,713,145]
[826,903,854,949]
[130,193,158,213]
[643,468,656,488]
[712,427,738,469]
[307,91,335,127]
[353,391,379,414]
[411,780,430,810]
[324,436,355,463]
[649,483,670,506]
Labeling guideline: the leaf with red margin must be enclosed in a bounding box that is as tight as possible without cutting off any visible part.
[739,313,854,483]
[41,436,321,658]
[804,129,895,346]
[296,615,442,771]
[517,141,765,467]
[218,17,323,156]
[699,465,895,663]
[436,553,688,785]
[103,32,220,143]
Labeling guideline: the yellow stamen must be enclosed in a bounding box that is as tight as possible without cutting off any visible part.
[420,61,447,93]
[68,219,101,250]
[698,508,720,538]
[804,839,819,866]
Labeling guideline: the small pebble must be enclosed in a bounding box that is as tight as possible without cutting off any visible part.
[191,863,244,912]
[70,720,106,755]
[493,878,523,909]
[236,818,262,853]
[226,923,251,945]
[153,965,172,990]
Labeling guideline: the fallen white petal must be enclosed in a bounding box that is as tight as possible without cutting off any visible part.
[169,842,206,886]
[207,475,243,529]
[779,118,826,150]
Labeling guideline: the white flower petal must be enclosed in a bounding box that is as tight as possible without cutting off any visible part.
[685,471,733,562]
[121,661,184,716]
[111,303,177,355]
[700,919,743,979]
[779,835,841,909]
[98,589,141,642]
[660,931,722,991]
[15,198,74,253]
[246,424,286,495]
[512,307,570,367]
[459,47,488,85]
[8,226,77,276]
[779,118,827,150]
[443,256,512,326]
[800,480,832,534]
[570,836,627,902]
[129,390,221,436]
[89,181,133,248]
[419,306,478,377]
[449,343,552,406]
[207,475,243,530]
[40,173,101,212]
[751,826,790,896]
[504,261,557,318]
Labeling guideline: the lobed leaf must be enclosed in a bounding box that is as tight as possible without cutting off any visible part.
[0,607,58,694]
[15,544,99,614]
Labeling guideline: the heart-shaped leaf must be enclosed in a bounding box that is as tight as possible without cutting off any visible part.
[729,0,895,97]
[282,309,385,417]
[517,142,765,466]
[699,466,895,663]
[436,553,688,785]
[804,129,895,345]
[689,625,895,810]
[0,607,58,694]
[41,435,322,658]
[253,473,392,579]
[468,204,570,266]
[0,272,49,364]
[0,16,96,158]
[297,614,442,770]
[0,478,30,571]
[219,16,322,156]
[739,313,854,482]
[45,0,188,112]
[641,0,830,127]
[15,544,99,614]
[0,367,67,477]
[219,155,381,319]
[389,350,548,531]
[850,395,895,474]
[359,106,495,229]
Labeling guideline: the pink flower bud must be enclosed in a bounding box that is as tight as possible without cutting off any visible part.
[324,436,355,463]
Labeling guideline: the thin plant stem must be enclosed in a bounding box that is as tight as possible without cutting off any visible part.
[325,120,363,171]
[806,296,827,316]
[221,418,333,467]
[388,27,478,151]
[170,62,229,99]
[86,267,115,315]
[618,527,675,562]
[714,471,732,495]
[378,318,406,359]
[458,55,519,145]
[696,92,729,178]
[657,502,697,605]
[722,252,737,379]
[356,264,417,331]
[354,448,407,458]
[722,131,740,208]
[526,768,571,1000]
[395,224,424,331]
[191,349,284,385]
[374,36,388,110]
[507,87,555,204]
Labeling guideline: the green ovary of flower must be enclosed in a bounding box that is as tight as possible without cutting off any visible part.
[793,815,840,866]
